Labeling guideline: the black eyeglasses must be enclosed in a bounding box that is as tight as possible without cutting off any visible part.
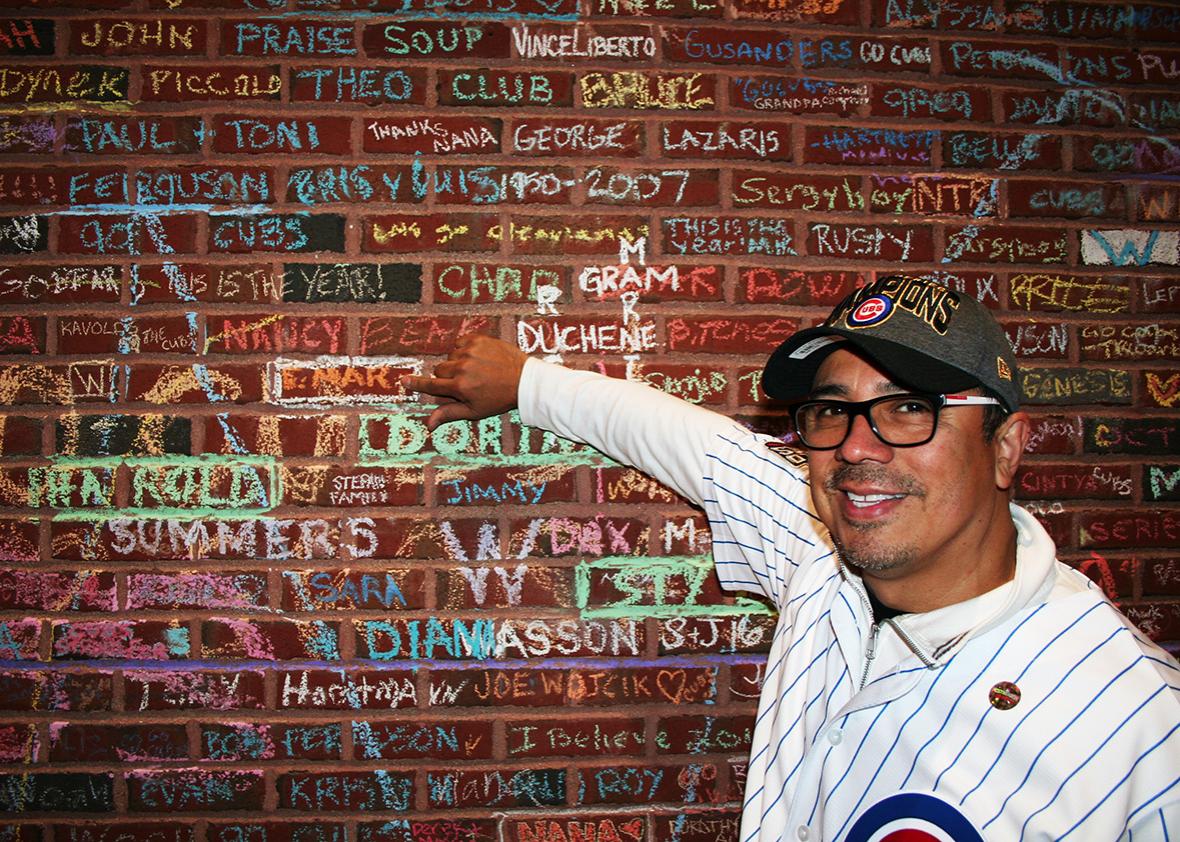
[791,393,1003,450]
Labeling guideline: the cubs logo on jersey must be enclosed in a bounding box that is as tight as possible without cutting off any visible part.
[845,792,984,842]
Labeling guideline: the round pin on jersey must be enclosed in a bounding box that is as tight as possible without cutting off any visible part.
[989,681,1021,710]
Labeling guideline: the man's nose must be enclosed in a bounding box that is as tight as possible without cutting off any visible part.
[836,412,893,463]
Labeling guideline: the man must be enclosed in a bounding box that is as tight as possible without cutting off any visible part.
[405,275,1180,840]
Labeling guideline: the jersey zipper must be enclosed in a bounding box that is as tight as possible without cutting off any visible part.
[887,617,938,669]
[859,623,880,690]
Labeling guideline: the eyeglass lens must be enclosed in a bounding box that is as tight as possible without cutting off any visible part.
[795,395,939,449]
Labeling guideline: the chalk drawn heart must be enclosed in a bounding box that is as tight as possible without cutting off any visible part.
[657,668,687,703]
[1146,373,1180,407]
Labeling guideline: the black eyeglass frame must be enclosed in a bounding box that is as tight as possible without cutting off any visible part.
[790,392,1004,451]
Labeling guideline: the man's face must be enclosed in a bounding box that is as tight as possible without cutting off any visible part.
[805,349,1002,585]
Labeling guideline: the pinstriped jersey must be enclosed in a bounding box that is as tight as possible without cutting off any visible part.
[518,359,1180,842]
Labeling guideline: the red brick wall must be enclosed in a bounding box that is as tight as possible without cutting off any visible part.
[1,0,1178,838]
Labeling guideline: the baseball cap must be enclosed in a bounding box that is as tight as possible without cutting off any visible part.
[762,275,1022,412]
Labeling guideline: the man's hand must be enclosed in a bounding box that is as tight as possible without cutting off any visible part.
[400,334,526,430]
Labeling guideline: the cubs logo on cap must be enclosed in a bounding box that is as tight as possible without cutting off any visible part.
[845,793,984,842]
[846,295,894,329]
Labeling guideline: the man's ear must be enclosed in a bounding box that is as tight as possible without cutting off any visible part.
[993,411,1029,491]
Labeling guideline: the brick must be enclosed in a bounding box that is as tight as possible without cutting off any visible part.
[1138,184,1180,223]
[582,71,715,110]
[125,670,265,710]
[660,615,775,654]
[0,65,127,103]
[365,115,502,155]
[65,115,203,155]
[805,125,937,166]
[364,212,497,253]
[653,810,740,841]
[214,115,351,155]
[290,66,424,105]
[943,225,1067,264]
[136,165,271,205]
[277,669,417,709]
[409,164,576,206]
[510,23,656,62]
[1065,45,1137,84]
[128,769,264,811]
[126,572,268,610]
[210,213,344,253]
[1080,511,1180,548]
[1144,557,1180,594]
[0,264,120,304]
[1121,603,1180,643]
[591,0,721,17]
[580,263,722,302]
[58,213,196,256]
[0,116,54,153]
[56,413,189,456]
[942,39,1059,81]
[801,34,930,71]
[429,668,564,707]
[513,117,643,157]
[52,620,189,660]
[871,82,988,121]
[576,761,727,805]
[1005,320,1070,359]
[1145,465,1180,502]
[734,172,860,212]
[283,465,421,507]
[223,19,356,56]
[359,315,494,355]
[1005,1,1131,39]
[1021,367,1132,405]
[1008,179,1124,219]
[665,316,796,354]
[0,166,126,206]
[516,315,656,356]
[624,366,727,407]
[0,415,41,455]
[282,568,427,611]
[586,166,718,206]
[1085,417,1177,455]
[809,223,934,262]
[362,21,510,58]
[203,414,347,457]
[507,816,644,842]
[1009,273,1131,314]
[1080,323,1179,361]
[201,618,338,660]
[358,820,496,842]
[664,216,792,256]
[1002,88,1124,127]
[353,720,492,759]
[1016,464,1134,499]
[271,357,414,406]
[49,723,187,761]
[0,571,116,611]
[432,263,562,304]
[440,69,572,107]
[438,465,576,506]
[132,263,279,303]
[0,773,113,812]
[733,0,857,23]
[279,771,413,811]
[142,65,280,101]
[1024,415,1082,455]
[0,670,111,711]
[58,315,195,355]
[0,214,47,253]
[0,619,40,658]
[1142,371,1180,408]
[432,768,565,810]
[741,268,863,305]
[70,19,206,55]
[1076,137,1179,175]
[212,825,343,842]
[55,825,190,842]
[733,76,866,114]
[507,717,645,757]
[662,119,788,161]
[657,714,753,754]
[943,130,1061,171]
[1065,551,1138,599]
[1132,92,1180,132]
[0,315,41,352]
[662,26,793,66]
[505,215,649,256]
[0,20,53,55]
[283,262,420,304]
[873,0,1000,29]
[126,363,263,404]
[207,314,345,355]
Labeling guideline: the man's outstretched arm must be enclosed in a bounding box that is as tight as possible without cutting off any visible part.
[401,334,749,506]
